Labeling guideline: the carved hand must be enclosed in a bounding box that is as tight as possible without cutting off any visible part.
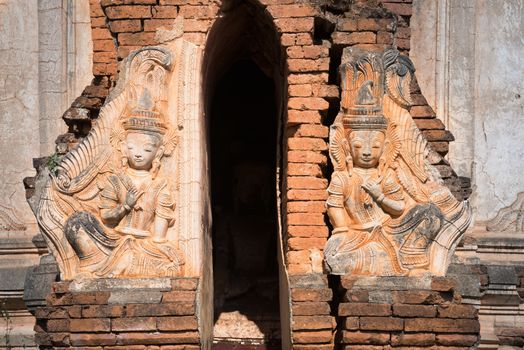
[125,188,139,208]
[361,181,383,200]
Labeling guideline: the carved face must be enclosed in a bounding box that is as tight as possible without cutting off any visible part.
[348,130,385,169]
[125,132,161,170]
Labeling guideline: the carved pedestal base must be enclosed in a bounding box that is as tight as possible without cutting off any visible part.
[34,278,200,349]
[336,275,480,349]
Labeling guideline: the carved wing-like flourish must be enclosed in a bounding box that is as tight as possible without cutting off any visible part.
[486,192,524,232]
[37,47,173,279]
[329,120,351,173]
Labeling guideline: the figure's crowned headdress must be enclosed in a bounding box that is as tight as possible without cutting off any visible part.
[339,48,387,131]
[122,89,168,135]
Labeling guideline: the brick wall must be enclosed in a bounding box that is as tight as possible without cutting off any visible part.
[34,279,199,349]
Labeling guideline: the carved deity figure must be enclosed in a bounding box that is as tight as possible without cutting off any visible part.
[63,105,183,278]
[324,48,471,276]
[34,47,186,279]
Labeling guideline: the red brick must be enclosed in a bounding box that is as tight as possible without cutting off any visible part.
[377,31,393,44]
[288,58,330,72]
[288,137,327,151]
[52,282,70,294]
[357,18,389,31]
[288,263,312,274]
[383,2,412,16]
[288,73,328,85]
[359,316,403,331]
[287,163,322,177]
[287,189,328,201]
[337,19,357,31]
[70,318,110,333]
[332,32,376,45]
[437,305,477,319]
[118,45,141,58]
[288,124,329,138]
[100,0,156,5]
[404,318,480,333]
[179,5,219,19]
[431,277,457,291]
[90,1,105,17]
[343,290,369,303]
[81,305,124,318]
[151,6,178,18]
[111,317,157,332]
[288,97,329,111]
[160,0,206,3]
[144,19,176,31]
[109,20,142,33]
[339,303,391,316]
[429,141,449,155]
[105,5,152,19]
[292,288,332,302]
[287,151,327,164]
[410,105,435,118]
[171,278,198,291]
[93,63,117,76]
[288,237,326,250]
[344,317,359,330]
[93,51,117,64]
[287,110,323,125]
[182,32,206,46]
[93,39,115,52]
[287,212,326,225]
[342,331,390,345]
[184,19,212,32]
[91,17,108,28]
[71,292,110,305]
[281,33,313,46]
[393,304,436,317]
[312,84,339,98]
[293,316,333,331]
[275,18,314,33]
[70,333,116,347]
[292,330,333,344]
[47,319,70,332]
[162,291,196,303]
[415,118,446,130]
[287,225,329,238]
[125,303,195,317]
[115,332,199,345]
[392,290,452,305]
[118,32,156,46]
[157,316,198,331]
[292,302,331,316]
[267,4,316,18]
[423,130,455,142]
[391,333,436,347]
[436,334,478,346]
[287,250,311,265]
[289,84,312,96]
[49,332,70,347]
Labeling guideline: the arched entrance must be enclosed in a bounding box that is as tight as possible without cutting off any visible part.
[202,1,287,348]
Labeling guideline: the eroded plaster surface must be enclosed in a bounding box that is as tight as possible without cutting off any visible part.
[411,0,524,221]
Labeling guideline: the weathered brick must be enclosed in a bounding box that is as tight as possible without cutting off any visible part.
[182,32,206,46]
[404,318,480,333]
[93,51,117,64]
[287,212,326,225]
[93,39,115,52]
[288,137,327,151]
[287,163,322,177]
[111,317,156,332]
[437,304,477,319]
[287,151,327,164]
[289,84,312,96]
[105,5,152,19]
[393,304,436,317]
[151,6,178,18]
[157,316,198,331]
[415,118,445,130]
[115,332,199,345]
[71,292,110,305]
[288,124,329,138]
[337,19,357,31]
[287,177,328,190]
[162,291,196,303]
[47,319,70,332]
[287,225,329,238]
[288,237,326,250]
[292,302,331,316]
[70,333,116,347]
[436,334,478,346]
[392,290,452,305]
[377,31,393,44]
[82,305,124,318]
[293,316,333,331]
[287,189,328,202]
[179,5,219,19]
[288,58,330,72]
[339,303,391,316]
[391,333,436,347]
[332,32,376,45]
[343,290,369,303]
[275,18,314,33]
[344,317,359,330]
[287,110,323,125]
[118,32,156,46]
[288,73,329,85]
[109,20,141,33]
[100,0,156,5]
[292,330,333,344]
[342,331,390,345]
[267,4,316,18]
[171,278,198,291]
[125,302,195,317]
[288,263,312,274]
[70,318,110,333]
[281,33,313,46]
[144,19,175,31]
[292,288,332,302]
[423,130,455,142]
[383,2,412,16]
[410,105,435,118]
[287,250,311,265]
[289,97,330,110]
[359,316,403,331]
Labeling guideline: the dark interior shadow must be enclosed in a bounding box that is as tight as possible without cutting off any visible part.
[210,59,281,348]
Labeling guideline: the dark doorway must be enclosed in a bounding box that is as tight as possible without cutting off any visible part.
[210,58,281,348]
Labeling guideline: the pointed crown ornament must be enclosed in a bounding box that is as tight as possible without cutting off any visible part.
[122,89,168,135]
[340,48,388,131]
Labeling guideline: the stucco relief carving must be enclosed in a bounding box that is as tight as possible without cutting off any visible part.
[324,48,471,276]
[34,46,193,280]
[486,192,524,232]
[0,203,27,231]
